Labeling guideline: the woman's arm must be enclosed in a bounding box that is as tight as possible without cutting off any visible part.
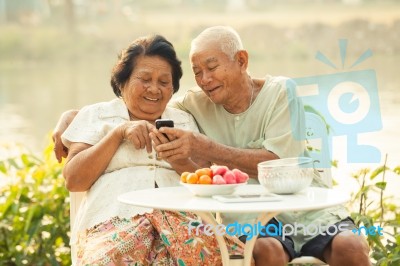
[63,125,124,192]
[64,120,155,192]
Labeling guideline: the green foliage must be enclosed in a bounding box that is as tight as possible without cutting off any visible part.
[0,137,399,265]
[0,141,71,265]
[349,155,400,266]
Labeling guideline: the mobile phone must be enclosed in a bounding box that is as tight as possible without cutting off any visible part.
[155,119,174,129]
[155,119,174,140]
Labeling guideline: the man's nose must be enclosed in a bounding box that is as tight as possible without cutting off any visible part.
[200,71,212,86]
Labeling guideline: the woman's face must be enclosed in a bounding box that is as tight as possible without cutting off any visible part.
[121,55,174,121]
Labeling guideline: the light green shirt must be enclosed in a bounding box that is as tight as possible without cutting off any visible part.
[170,75,349,250]
[169,75,306,225]
[170,75,306,159]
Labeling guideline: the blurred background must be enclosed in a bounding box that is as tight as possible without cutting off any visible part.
[0,0,399,192]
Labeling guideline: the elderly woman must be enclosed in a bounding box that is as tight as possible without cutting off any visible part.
[62,35,243,265]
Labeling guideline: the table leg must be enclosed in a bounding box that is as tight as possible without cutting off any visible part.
[195,211,279,266]
[194,211,231,266]
[242,212,279,266]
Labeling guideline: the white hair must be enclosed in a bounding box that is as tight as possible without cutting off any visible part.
[190,26,244,60]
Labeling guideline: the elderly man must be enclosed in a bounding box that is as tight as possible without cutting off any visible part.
[53,26,370,266]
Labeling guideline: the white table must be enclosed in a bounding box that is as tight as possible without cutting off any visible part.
[118,185,350,266]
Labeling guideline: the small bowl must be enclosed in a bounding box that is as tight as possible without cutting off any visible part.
[257,157,314,194]
[180,182,247,197]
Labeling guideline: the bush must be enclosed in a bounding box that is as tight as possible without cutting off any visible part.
[348,155,400,266]
[0,141,71,265]
[0,138,399,265]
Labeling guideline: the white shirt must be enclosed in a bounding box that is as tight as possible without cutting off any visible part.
[62,98,199,244]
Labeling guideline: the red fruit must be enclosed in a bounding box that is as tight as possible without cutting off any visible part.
[232,169,249,183]
[211,165,229,177]
[212,174,226,184]
[223,170,237,184]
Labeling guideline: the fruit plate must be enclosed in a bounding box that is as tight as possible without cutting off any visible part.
[180,182,248,197]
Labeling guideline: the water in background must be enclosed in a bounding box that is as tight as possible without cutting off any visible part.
[1,2,399,199]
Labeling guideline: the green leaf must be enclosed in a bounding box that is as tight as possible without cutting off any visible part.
[304,105,331,134]
[19,193,32,203]
[26,206,43,240]
[370,166,389,180]
[393,166,400,175]
[375,181,387,190]
[190,221,201,227]
[21,154,31,167]
[184,238,194,245]
[0,161,7,174]
[177,259,186,266]
[200,250,205,261]
[161,233,171,246]
[232,242,238,250]
[367,231,386,252]
[7,158,20,170]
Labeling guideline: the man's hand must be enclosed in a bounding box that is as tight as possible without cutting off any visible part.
[150,127,207,172]
[52,131,69,163]
[151,127,199,162]
[52,110,79,163]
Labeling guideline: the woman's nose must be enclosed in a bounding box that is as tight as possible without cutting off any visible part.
[146,81,160,93]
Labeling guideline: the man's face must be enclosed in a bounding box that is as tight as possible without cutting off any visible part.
[190,43,241,105]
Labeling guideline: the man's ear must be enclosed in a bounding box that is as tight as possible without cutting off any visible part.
[236,50,249,70]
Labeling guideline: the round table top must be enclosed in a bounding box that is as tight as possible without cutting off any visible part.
[118,185,350,213]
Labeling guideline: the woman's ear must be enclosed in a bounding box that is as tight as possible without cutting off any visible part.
[120,85,125,98]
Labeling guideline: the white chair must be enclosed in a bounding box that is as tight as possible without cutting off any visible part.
[303,111,332,189]
[69,191,85,265]
[230,112,330,266]
[288,112,330,265]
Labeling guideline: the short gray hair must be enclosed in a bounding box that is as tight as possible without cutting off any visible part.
[190,26,244,60]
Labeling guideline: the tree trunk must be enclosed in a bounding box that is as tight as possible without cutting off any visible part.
[65,0,75,32]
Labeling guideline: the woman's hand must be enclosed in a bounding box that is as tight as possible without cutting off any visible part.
[120,120,156,153]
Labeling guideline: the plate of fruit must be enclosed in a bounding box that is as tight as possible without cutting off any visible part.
[179,165,249,197]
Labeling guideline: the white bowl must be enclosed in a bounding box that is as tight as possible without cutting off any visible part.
[257,157,314,194]
[180,182,247,197]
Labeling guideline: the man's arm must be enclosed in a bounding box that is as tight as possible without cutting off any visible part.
[194,133,279,177]
[52,109,79,162]
[155,128,279,178]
